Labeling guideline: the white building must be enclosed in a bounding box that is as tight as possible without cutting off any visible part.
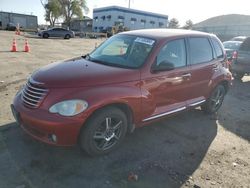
[93,6,168,32]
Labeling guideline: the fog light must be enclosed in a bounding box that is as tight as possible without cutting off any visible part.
[48,134,57,143]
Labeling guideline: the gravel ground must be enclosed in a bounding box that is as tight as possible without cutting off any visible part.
[0,30,249,188]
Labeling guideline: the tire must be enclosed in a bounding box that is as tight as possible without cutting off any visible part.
[64,34,70,39]
[234,72,244,80]
[202,85,225,114]
[43,33,49,38]
[80,107,128,156]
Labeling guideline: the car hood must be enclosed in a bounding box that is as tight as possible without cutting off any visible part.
[31,57,140,88]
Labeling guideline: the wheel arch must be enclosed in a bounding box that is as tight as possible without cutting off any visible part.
[218,80,230,94]
[78,102,135,143]
[43,32,49,38]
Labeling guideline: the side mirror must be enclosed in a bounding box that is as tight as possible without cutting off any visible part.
[152,60,175,72]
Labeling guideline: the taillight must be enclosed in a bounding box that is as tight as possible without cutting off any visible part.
[232,51,238,59]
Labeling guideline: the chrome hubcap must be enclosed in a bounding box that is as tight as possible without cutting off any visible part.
[93,117,122,151]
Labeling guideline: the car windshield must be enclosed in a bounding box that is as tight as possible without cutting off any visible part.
[88,34,155,69]
[223,41,242,50]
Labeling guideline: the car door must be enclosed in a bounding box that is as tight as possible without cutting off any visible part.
[186,36,218,106]
[141,38,192,122]
[59,28,66,37]
[49,28,57,37]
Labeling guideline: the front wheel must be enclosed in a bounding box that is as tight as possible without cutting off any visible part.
[64,34,70,39]
[43,33,49,38]
[202,85,225,114]
[80,107,128,156]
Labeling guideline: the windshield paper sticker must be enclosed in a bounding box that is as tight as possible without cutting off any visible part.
[135,37,155,46]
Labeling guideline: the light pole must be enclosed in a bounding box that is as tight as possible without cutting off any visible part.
[128,0,131,8]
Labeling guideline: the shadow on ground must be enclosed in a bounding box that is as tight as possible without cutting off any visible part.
[219,79,250,142]
[1,109,217,188]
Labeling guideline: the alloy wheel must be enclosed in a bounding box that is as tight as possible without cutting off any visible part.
[93,117,123,151]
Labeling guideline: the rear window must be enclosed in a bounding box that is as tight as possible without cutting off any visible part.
[189,37,213,65]
[223,41,242,50]
[239,37,250,51]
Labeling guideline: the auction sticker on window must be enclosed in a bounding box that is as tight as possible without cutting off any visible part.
[135,37,155,46]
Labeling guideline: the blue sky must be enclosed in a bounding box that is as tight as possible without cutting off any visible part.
[0,0,249,25]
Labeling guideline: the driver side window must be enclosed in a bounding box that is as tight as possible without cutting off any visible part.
[157,39,186,69]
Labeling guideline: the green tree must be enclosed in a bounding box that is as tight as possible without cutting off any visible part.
[41,0,62,26]
[59,0,89,27]
[183,19,193,30]
[168,18,180,29]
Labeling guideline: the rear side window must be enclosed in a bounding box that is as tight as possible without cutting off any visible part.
[211,38,224,58]
[189,37,213,64]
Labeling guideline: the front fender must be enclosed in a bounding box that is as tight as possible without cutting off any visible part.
[42,82,142,124]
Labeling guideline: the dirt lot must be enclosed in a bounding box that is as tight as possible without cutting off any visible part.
[0,30,249,188]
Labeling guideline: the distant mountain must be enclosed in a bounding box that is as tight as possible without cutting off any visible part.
[194,14,250,27]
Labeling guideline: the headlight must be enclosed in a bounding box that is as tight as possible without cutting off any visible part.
[49,99,88,116]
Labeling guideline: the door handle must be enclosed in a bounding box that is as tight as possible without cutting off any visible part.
[182,73,191,78]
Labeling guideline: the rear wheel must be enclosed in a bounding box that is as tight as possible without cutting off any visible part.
[202,85,225,114]
[80,107,128,156]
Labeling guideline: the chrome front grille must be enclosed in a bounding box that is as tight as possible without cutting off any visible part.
[21,80,48,108]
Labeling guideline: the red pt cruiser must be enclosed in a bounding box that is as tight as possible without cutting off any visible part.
[11,29,232,156]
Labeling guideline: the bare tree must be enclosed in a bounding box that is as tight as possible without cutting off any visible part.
[168,18,180,29]
[59,0,89,27]
[40,0,62,26]
[183,20,193,30]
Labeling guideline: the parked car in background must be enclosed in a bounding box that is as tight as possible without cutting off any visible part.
[231,37,250,79]
[6,23,16,31]
[230,36,247,42]
[38,27,75,39]
[223,41,242,71]
[223,41,242,59]
[11,29,232,156]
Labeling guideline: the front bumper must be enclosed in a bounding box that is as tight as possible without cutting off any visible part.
[11,93,86,146]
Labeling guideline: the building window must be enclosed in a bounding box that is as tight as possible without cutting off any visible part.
[101,16,105,21]
[118,15,125,22]
[107,15,111,21]
[99,26,104,32]
[159,22,164,27]
[141,19,146,26]
[131,18,137,25]
[94,16,98,22]
[150,21,155,26]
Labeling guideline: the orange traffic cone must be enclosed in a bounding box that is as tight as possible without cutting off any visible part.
[24,39,30,52]
[11,39,17,52]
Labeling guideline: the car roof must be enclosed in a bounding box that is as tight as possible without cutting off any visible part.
[223,40,242,44]
[120,29,214,40]
[232,36,246,39]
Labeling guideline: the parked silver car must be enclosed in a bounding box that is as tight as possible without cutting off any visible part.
[38,28,75,39]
